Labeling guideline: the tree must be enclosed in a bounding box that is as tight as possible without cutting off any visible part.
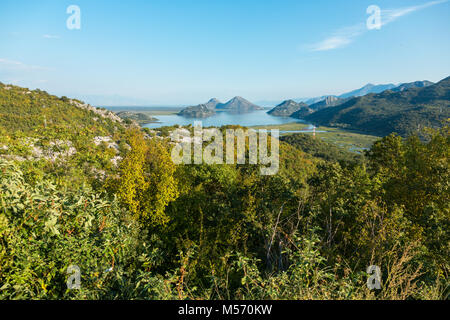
[114,128,178,227]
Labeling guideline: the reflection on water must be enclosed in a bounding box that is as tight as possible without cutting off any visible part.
[144,110,307,129]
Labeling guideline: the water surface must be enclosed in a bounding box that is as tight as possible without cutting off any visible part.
[143,110,306,129]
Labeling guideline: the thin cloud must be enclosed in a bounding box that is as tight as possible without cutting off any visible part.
[0,58,47,70]
[309,0,448,52]
[311,36,354,52]
[381,0,448,26]
[43,34,60,39]
[309,24,365,52]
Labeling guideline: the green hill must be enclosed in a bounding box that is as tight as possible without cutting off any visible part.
[0,83,132,175]
[0,83,124,137]
[305,76,450,137]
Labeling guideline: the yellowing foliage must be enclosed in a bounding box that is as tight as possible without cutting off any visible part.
[115,128,178,226]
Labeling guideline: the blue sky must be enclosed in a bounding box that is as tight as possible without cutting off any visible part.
[1,0,449,105]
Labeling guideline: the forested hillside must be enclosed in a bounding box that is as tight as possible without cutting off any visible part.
[0,83,123,136]
[305,77,450,137]
[0,84,448,300]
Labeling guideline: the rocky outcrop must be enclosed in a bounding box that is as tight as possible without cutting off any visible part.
[69,100,123,123]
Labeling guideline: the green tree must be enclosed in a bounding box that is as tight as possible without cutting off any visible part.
[113,128,178,226]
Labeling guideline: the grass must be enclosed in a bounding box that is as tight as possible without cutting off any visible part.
[251,123,381,152]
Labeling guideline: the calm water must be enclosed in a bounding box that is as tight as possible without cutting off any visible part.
[104,106,182,112]
[143,110,306,129]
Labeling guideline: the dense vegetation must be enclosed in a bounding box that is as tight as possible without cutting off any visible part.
[0,83,448,300]
[306,76,450,137]
[280,133,363,164]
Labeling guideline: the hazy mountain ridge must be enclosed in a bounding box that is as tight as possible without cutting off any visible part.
[338,83,397,99]
[290,83,398,106]
[307,96,351,111]
[204,98,222,110]
[290,81,433,109]
[267,79,438,119]
[391,80,434,92]
[305,76,450,137]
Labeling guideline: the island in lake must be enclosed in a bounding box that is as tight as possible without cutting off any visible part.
[177,96,264,118]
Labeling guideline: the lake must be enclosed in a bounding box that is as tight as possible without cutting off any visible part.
[142,110,306,129]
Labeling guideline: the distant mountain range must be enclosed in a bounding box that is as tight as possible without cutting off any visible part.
[293,80,435,107]
[391,81,434,92]
[307,96,351,111]
[338,83,397,99]
[268,80,436,120]
[305,76,449,137]
[300,96,331,105]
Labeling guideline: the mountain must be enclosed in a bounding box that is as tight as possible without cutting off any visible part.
[305,76,450,137]
[301,96,333,105]
[293,81,433,109]
[290,106,314,118]
[204,98,222,110]
[294,83,396,106]
[338,83,397,99]
[178,104,216,118]
[216,96,264,112]
[391,80,434,92]
[308,96,350,111]
[177,98,222,118]
[294,84,397,106]
[267,100,308,116]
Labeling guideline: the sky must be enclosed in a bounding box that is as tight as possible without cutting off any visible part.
[1,0,449,105]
